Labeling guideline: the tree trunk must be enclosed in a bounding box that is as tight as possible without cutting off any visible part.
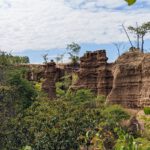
[141,36,144,53]
[137,34,140,49]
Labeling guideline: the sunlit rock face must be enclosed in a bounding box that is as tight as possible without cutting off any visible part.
[107,50,150,108]
[73,50,113,96]
[74,49,150,108]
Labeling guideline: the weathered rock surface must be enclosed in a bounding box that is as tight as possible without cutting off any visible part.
[42,62,57,99]
[97,62,113,96]
[22,62,79,99]
[73,50,113,96]
[107,51,150,108]
[21,49,150,107]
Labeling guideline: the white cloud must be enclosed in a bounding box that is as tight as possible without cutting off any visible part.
[0,0,150,52]
[65,0,125,9]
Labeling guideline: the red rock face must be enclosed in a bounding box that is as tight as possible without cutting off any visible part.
[107,51,150,108]
[74,50,113,96]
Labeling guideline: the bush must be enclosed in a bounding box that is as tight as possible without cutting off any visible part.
[73,89,94,104]
[102,105,130,122]
[144,107,150,115]
[56,82,65,98]
[115,132,150,150]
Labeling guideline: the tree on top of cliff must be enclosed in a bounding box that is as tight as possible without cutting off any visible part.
[128,22,150,53]
[42,53,48,64]
[55,54,64,63]
[67,42,81,64]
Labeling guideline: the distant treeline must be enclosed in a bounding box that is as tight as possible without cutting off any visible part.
[0,51,29,65]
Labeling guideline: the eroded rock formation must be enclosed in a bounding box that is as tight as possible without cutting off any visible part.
[42,62,57,99]
[107,50,150,108]
[22,62,79,99]
[73,50,113,96]
[22,49,150,107]
[73,49,150,108]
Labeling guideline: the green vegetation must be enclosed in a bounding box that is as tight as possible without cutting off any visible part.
[144,107,150,115]
[0,51,29,65]
[128,22,150,52]
[1,88,131,150]
[0,52,37,150]
[67,42,81,64]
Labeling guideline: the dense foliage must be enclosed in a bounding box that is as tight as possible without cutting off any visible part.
[0,52,36,149]
[144,107,150,115]
[0,51,29,65]
[1,89,130,150]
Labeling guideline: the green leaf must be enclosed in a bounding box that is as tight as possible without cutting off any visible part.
[125,0,136,5]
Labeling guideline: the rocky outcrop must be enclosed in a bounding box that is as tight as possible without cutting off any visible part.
[57,63,79,74]
[22,62,79,99]
[97,62,113,96]
[17,64,45,81]
[107,50,150,108]
[27,64,45,81]
[21,49,150,107]
[73,49,150,108]
[42,62,57,99]
[73,50,113,96]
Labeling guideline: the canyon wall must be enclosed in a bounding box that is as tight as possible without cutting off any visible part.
[23,49,150,108]
[74,49,150,108]
[107,50,150,108]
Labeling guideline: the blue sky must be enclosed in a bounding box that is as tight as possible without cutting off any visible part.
[0,0,150,63]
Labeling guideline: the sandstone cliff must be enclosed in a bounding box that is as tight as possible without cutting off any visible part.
[21,49,150,107]
[107,50,150,108]
[74,49,150,108]
[73,50,113,96]
[41,62,57,99]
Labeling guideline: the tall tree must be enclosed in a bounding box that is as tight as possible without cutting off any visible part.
[128,22,150,52]
[66,42,81,64]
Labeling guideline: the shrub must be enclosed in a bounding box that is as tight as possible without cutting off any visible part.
[144,107,150,115]
[73,89,94,104]
[56,82,65,98]
[102,105,130,123]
